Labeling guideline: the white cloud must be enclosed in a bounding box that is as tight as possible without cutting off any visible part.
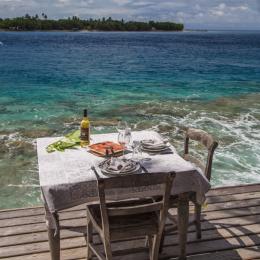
[218,3,226,10]
[211,10,224,16]
[112,0,132,6]
[230,5,248,11]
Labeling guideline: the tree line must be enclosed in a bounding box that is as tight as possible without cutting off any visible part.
[0,14,184,31]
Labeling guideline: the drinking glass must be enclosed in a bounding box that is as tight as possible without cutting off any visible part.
[124,127,132,149]
[132,141,142,161]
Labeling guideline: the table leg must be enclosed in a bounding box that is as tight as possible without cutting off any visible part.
[45,208,60,260]
[178,193,189,260]
[47,225,60,260]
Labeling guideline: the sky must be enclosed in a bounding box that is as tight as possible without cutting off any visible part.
[0,0,260,30]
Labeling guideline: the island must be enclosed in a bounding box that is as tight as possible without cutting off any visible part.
[0,14,184,32]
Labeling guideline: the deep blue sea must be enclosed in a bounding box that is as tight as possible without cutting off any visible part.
[0,31,260,209]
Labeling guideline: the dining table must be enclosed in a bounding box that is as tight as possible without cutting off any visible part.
[37,130,211,260]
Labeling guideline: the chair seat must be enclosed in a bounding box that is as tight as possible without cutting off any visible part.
[87,199,159,240]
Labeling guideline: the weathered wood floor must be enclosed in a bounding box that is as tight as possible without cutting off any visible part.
[0,183,260,260]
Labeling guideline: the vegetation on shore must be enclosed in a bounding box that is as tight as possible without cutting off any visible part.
[0,14,184,31]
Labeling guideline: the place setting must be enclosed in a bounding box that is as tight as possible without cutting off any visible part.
[90,121,174,177]
[97,157,142,176]
[140,139,173,155]
[91,121,141,176]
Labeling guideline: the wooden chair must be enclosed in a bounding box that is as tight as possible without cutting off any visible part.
[168,128,218,239]
[85,170,175,260]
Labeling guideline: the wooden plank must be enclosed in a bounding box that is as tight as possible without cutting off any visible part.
[203,198,260,212]
[0,209,86,228]
[202,205,260,220]
[160,233,260,259]
[207,183,260,197]
[0,206,43,213]
[0,230,81,247]
[165,223,260,246]
[0,218,87,237]
[206,191,260,204]
[169,205,260,223]
[185,246,260,260]
[0,247,87,260]
[0,236,86,258]
[0,205,85,220]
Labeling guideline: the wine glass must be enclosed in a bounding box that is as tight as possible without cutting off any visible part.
[117,123,131,158]
[116,121,127,134]
[118,131,126,158]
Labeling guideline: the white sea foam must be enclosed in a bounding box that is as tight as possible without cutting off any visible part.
[94,126,105,131]
[8,184,40,187]
[146,101,260,187]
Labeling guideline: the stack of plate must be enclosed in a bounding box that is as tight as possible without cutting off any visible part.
[141,139,170,153]
[99,158,141,176]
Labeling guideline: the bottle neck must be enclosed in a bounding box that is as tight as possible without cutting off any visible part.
[83,109,88,117]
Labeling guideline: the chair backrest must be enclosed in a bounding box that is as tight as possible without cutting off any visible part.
[94,170,175,237]
[184,128,218,181]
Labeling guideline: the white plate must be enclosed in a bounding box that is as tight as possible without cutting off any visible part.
[99,159,141,176]
[141,146,171,153]
[141,140,169,150]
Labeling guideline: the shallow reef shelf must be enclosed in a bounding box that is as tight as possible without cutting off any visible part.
[0,183,260,259]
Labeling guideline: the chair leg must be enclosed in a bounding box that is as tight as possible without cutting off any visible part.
[159,230,165,253]
[178,193,189,260]
[103,238,113,260]
[151,233,163,260]
[151,216,167,260]
[85,219,93,260]
[47,226,60,260]
[195,203,201,239]
[147,235,153,260]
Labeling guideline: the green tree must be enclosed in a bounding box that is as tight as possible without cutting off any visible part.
[0,15,184,32]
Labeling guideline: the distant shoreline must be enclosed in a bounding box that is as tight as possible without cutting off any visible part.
[0,29,211,33]
[0,16,184,32]
[0,29,187,33]
[2,29,260,33]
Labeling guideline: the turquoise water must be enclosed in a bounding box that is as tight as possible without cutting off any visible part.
[0,31,260,209]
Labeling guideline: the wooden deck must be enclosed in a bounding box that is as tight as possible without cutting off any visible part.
[0,183,260,260]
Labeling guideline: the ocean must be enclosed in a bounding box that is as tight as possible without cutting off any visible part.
[0,31,259,209]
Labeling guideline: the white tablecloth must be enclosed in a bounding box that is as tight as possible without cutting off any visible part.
[37,130,210,228]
